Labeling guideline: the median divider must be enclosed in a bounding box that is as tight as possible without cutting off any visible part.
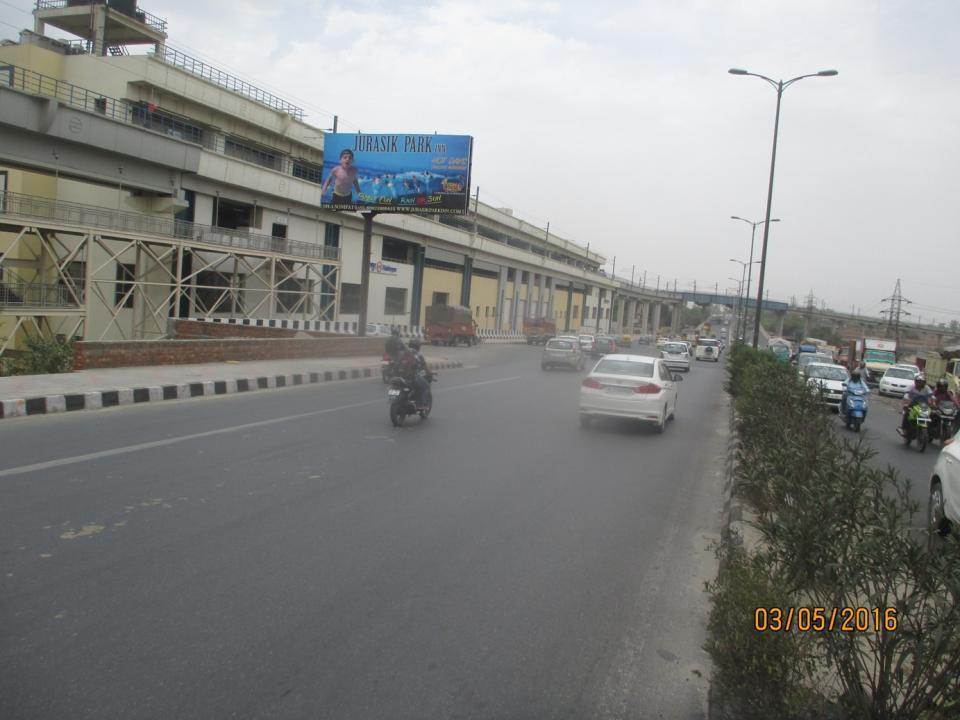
[0,358,463,420]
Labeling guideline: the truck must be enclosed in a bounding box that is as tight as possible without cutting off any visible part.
[523,317,557,345]
[920,350,960,393]
[861,338,898,385]
[424,305,478,347]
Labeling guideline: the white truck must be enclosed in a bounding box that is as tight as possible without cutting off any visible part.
[861,338,897,385]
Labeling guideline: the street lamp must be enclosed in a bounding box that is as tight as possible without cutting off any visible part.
[727,275,744,340]
[731,216,779,340]
[729,67,837,347]
[729,260,748,337]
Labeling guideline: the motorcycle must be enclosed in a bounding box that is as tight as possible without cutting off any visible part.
[387,372,434,427]
[381,353,399,384]
[931,400,958,444]
[841,385,869,432]
[902,401,932,452]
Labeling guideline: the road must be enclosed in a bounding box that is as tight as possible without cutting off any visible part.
[0,343,729,720]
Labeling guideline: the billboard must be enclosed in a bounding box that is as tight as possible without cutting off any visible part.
[320,133,473,214]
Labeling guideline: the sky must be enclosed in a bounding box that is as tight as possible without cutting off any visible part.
[1,0,958,325]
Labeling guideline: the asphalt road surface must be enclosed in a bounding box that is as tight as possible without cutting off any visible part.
[0,343,729,720]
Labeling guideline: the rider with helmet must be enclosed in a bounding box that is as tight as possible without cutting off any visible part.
[400,337,433,409]
[901,374,934,434]
[842,368,870,421]
[932,377,956,405]
[385,326,405,362]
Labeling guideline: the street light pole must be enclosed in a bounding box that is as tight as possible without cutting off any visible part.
[730,216,779,342]
[729,260,748,340]
[729,67,837,347]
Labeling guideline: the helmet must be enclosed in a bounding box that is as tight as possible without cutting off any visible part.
[915,374,926,388]
[851,370,861,382]
[937,378,949,391]
[409,338,422,350]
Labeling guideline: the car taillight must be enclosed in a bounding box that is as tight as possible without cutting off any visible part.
[633,383,661,394]
[582,378,603,389]
[382,353,391,361]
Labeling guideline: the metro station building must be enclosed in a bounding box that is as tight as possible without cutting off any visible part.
[0,1,681,360]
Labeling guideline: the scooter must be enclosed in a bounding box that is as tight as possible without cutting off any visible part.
[841,385,869,433]
[387,372,434,427]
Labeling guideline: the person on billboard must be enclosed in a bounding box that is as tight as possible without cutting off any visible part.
[322,148,361,205]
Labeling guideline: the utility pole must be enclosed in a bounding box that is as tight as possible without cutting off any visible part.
[880,279,912,348]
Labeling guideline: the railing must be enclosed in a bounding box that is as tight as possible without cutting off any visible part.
[0,281,75,308]
[35,0,168,34]
[0,63,324,187]
[151,46,304,120]
[0,191,341,262]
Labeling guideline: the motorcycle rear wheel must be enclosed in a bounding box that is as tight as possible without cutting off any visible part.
[419,393,433,419]
[852,417,862,433]
[390,401,406,427]
[918,429,928,452]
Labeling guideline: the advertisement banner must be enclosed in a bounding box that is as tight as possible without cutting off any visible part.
[320,133,473,214]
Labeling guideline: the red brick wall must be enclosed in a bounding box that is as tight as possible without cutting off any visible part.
[75,337,384,369]
[168,319,335,340]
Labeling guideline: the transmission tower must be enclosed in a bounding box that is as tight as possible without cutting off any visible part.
[880,279,912,347]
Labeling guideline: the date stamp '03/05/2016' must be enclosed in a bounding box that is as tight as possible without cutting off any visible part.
[754,607,899,633]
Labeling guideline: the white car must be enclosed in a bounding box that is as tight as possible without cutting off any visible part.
[579,353,682,432]
[893,363,921,377]
[661,342,691,372]
[365,323,393,337]
[929,431,960,538]
[805,363,851,410]
[879,366,919,397]
[579,334,596,354]
[695,338,722,362]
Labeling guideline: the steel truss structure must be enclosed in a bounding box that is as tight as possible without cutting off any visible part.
[0,199,340,358]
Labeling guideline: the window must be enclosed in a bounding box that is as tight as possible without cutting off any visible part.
[224,137,282,172]
[382,237,412,263]
[340,283,362,314]
[476,306,481,317]
[271,222,287,239]
[195,270,237,314]
[592,307,598,319]
[432,292,449,306]
[114,263,135,309]
[384,287,406,315]
[215,198,254,230]
[324,224,340,248]
[485,306,491,317]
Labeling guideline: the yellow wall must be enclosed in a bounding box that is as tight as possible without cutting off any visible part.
[0,44,65,79]
[469,275,498,330]
[420,266,463,326]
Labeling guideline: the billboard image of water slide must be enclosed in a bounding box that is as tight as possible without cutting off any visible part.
[320,133,473,214]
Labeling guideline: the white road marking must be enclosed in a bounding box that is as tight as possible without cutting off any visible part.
[0,376,522,478]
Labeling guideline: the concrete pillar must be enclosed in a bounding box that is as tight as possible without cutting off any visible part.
[776,311,786,338]
[495,265,508,331]
[410,245,425,327]
[545,277,555,321]
[537,273,547,320]
[564,283,574,332]
[625,299,636,334]
[596,288,605,332]
[652,303,662,338]
[525,269,534,322]
[639,302,649,335]
[460,255,473,308]
[512,269,523,331]
[93,4,108,56]
[672,303,682,333]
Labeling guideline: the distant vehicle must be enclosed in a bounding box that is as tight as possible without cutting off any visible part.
[798,353,834,377]
[861,338,898,385]
[804,363,850,410]
[929,434,960,540]
[619,334,633,348]
[769,342,792,363]
[656,337,668,348]
[365,323,392,337]
[579,353,683,433]
[425,305,477,346]
[695,338,722,362]
[922,352,960,394]
[797,343,819,356]
[579,334,596,354]
[661,341,691,372]
[593,336,617,357]
[524,318,557,345]
[541,338,585,371]
[879,367,919,397]
[893,363,921,377]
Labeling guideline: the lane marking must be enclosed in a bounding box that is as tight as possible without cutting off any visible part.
[0,376,522,478]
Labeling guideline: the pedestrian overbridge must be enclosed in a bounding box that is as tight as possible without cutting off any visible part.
[678,292,789,312]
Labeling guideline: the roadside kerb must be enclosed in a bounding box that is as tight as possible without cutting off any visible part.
[0,360,463,420]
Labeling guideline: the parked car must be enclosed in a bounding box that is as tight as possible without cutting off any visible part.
[695,338,722,362]
[579,353,683,433]
[929,430,960,540]
[804,363,850,410]
[541,338,585,371]
[661,341,691,372]
[593,336,617,356]
[879,366,919,397]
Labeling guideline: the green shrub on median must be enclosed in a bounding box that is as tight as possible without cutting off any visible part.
[5,334,74,376]
[707,344,960,719]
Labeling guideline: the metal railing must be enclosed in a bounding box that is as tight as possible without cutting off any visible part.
[0,281,75,308]
[151,46,304,120]
[0,191,340,262]
[1,62,323,187]
[35,0,168,34]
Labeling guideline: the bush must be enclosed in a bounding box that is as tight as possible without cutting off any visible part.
[708,344,960,719]
[7,334,75,375]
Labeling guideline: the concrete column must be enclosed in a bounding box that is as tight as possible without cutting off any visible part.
[93,4,108,56]
[776,311,786,338]
[512,269,523,331]
[537,274,546,320]
[625,299,636,334]
[652,302,662,338]
[639,302,649,334]
[546,277,555,321]
[525,269,534,322]
[564,283,574,332]
[410,245,425,327]
[672,303,682,333]
[495,265,508,331]
[460,255,473,308]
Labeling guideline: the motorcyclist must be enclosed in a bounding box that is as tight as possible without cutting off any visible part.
[842,369,870,421]
[932,378,956,406]
[401,337,433,410]
[901,375,933,435]
[385,326,405,361]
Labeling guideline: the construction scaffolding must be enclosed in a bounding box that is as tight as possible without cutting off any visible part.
[0,191,341,358]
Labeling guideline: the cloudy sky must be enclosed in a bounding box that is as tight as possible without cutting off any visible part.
[2,0,958,324]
